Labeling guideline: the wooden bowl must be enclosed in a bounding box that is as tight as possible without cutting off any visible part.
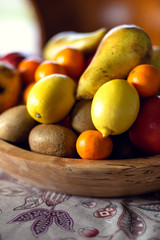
[0,138,160,197]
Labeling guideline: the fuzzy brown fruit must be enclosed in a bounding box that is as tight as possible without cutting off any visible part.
[70,100,96,134]
[0,105,37,144]
[29,124,77,157]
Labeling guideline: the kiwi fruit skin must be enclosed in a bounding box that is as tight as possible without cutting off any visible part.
[0,105,37,144]
[70,100,96,134]
[29,124,77,157]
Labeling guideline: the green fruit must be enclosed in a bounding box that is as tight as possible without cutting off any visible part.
[43,28,107,60]
[149,45,160,70]
[91,79,140,137]
[76,24,152,100]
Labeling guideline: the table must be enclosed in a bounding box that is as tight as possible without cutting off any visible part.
[0,168,160,240]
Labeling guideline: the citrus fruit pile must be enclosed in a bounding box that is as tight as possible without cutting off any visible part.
[0,25,160,160]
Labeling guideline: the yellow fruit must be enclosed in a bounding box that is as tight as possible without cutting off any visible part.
[27,74,76,123]
[0,62,21,113]
[91,79,140,137]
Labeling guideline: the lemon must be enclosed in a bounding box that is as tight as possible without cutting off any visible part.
[27,74,76,123]
[91,79,140,137]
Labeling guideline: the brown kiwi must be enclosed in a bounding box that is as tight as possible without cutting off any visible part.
[70,99,96,134]
[29,124,77,157]
[0,105,37,144]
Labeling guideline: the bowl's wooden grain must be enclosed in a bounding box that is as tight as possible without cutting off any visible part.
[0,139,160,197]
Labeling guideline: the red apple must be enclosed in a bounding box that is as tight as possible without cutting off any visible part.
[1,52,26,68]
[129,95,160,155]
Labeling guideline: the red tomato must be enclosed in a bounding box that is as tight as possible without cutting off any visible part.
[129,95,160,155]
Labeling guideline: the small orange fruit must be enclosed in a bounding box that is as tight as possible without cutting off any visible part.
[127,64,160,98]
[18,56,42,87]
[35,60,67,82]
[54,47,85,80]
[23,82,35,104]
[76,130,113,160]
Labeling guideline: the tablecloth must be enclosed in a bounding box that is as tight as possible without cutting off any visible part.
[0,168,160,240]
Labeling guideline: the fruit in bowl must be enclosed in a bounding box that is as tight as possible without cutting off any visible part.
[1,51,26,68]
[129,95,160,155]
[0,23,160,161]
[26,74,76,124]
[0,24,160,197]
[76,24,152,99]
[0,61,21,113]
[0,105,36,145]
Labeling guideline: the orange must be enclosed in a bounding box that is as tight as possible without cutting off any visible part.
[23,82,35,104]
[54,47,85,80]
[127,64,160,97]
[35,60,67,82]
[18,56,42,87]
[76,130,113,160]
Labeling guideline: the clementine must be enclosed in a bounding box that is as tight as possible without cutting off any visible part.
[18,56,42,87]
[127,64,160,97]
[23,82,35,104]
[76,130,113,160]
[54,47,85,80]
[35,60,67,82]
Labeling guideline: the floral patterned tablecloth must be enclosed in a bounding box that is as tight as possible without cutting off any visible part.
[0,169,160,240]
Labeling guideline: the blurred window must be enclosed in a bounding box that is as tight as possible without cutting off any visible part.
[0,0,42,56]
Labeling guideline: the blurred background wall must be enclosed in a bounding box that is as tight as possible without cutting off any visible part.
[1,0,160,56]
[34,0,160,46]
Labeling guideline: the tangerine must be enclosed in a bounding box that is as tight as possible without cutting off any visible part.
[127,64,160,98]
[76,130,113,160]
[35,60,67,82]
[23,82,35,104]
[18,56,42,87]
[54,47,85,80]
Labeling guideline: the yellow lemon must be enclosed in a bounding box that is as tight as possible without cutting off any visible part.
[91,79,140,137]
[27,74,76,123]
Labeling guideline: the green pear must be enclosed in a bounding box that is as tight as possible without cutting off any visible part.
[43,28,107,60]
[76,24,153,100]
[149,45,160,70]
[149,45,160,95]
